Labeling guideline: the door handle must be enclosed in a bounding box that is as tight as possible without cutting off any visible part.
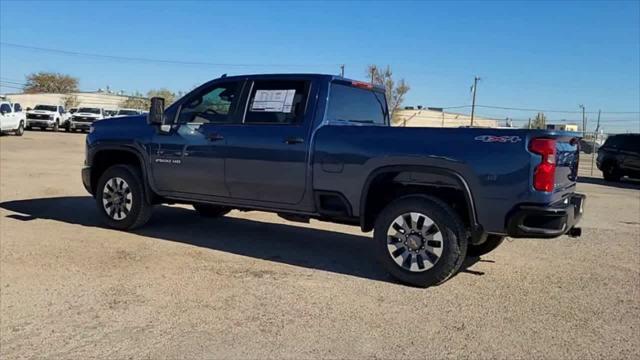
[284,137,304,145]
[207,133,224,142]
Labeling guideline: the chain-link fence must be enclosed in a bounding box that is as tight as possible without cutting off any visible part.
[578,131,609,178]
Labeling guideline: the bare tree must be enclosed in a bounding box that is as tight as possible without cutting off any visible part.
[366,65,410,123]
[62,94,79,109]
[24,72,79,93]
[120,89,176,110]
[531,112,547,129]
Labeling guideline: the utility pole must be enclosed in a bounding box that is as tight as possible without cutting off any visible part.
[370,65,376,84]
[470,76,480,127]
[441,111,445,128]
[528,117,531,129]
[590,109,601,175]
[340,64,345,77]
[579,104,586,136]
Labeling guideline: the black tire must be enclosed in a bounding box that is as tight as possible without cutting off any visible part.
[15,121,24,136]
[95,165,153,230]
[373,196,468,287]
[25,125,32,131]
[193,204,231,218]
[602,162,621,181]
[65,123,71,132]
[53,120,59,132]
[467,235,505,257]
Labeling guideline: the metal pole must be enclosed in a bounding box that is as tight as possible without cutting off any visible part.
[580,105,586,137]
[442,111,445,127]
[528,117,531,129]
[370,66,376,84]
[470,76,479,127]
[590,109,601,176]
[340,64,345,77]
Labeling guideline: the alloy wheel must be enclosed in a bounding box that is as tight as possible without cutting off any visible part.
[102,177,133,220]
[386,212,444,272]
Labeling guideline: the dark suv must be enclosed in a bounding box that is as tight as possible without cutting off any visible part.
[597,134,640,181]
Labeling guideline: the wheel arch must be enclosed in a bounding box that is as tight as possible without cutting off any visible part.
[359,165,478,233]
[90,145,155,203]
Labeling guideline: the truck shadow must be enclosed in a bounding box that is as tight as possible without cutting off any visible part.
[0,196,482,286]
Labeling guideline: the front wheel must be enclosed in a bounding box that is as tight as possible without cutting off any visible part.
[373,196,468,287]
[53,120,59,132]
[467,235,505,257]
[96,165,153,230]
[15,121,24,136]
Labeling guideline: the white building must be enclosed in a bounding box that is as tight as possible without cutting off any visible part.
[1,91,132,111]
[394,107,498,128]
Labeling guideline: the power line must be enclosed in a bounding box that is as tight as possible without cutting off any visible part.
[0,42,338,68]
[474,104,639,114]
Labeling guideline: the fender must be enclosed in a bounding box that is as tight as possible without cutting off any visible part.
[89,142,157,204]
[359,165,478,231]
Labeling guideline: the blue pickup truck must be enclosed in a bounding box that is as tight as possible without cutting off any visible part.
[82,74,584,287]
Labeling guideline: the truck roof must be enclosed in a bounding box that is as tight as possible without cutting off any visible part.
[205,73,386,91]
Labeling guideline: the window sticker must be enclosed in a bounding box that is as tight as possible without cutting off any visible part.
[251,89,296,113]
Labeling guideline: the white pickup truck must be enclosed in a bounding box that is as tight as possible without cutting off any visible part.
[0,101,26,136]
[26,104,69,131]
[69,107,105,132]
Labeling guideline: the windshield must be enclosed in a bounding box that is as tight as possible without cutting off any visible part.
[34,105,58,112]
[117,110,139,115]
[78,108,101,114]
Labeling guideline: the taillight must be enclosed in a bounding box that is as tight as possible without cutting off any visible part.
[529,138,557,192]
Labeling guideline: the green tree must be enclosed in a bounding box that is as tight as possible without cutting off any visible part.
[366,65,410,123]
[24,72,79,93]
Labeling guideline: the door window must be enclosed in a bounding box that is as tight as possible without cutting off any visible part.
[178,82,242,124]
[0,103,12,114]
[13,103,22,112]
[244,80,309,124]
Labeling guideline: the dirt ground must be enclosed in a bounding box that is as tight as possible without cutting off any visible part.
[1,131,639,359]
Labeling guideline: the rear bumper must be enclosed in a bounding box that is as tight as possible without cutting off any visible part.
[81,166,93,195]
[506,193,585,238]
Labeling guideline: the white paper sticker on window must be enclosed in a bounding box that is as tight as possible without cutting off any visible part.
[251,89,296,112]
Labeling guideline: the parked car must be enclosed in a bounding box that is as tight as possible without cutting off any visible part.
[0,101,25,136]
[69,107,105,132]
[25,104,68,131]
[81,74,585,287]
[114,108,142,117]
[105,110,118,117]
[579,138,603,154]
[597,134,640,181]
[69,107,78,114]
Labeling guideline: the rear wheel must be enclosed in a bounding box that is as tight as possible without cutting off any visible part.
[373,196,468,287]
[15,121,24,136]
[602,162,622,181]
[96,165,153,230]
[193,204,231,218]
[467,235,505,257]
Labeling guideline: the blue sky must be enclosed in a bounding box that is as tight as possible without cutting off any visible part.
[1,0,638,132]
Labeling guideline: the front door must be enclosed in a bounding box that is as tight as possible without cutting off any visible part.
[224,79,315,204]
[149,80,244,197]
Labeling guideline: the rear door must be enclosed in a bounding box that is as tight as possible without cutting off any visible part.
[620,135,640,173]
[223,78,316,204]
[0,103,15,131]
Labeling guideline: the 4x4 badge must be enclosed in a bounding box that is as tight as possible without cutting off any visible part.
[474,135,522,143]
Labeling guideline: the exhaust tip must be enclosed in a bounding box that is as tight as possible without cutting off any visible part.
[568,227,582,237]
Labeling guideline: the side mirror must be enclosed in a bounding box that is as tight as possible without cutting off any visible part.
[148,97,165,126]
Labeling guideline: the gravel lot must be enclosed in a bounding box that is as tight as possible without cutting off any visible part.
[1,131,639,359]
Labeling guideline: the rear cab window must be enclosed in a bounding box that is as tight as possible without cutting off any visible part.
[243,80,310,125]
[327,82,388,125]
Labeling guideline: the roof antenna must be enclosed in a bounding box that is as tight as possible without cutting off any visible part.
[221,73,227,78]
